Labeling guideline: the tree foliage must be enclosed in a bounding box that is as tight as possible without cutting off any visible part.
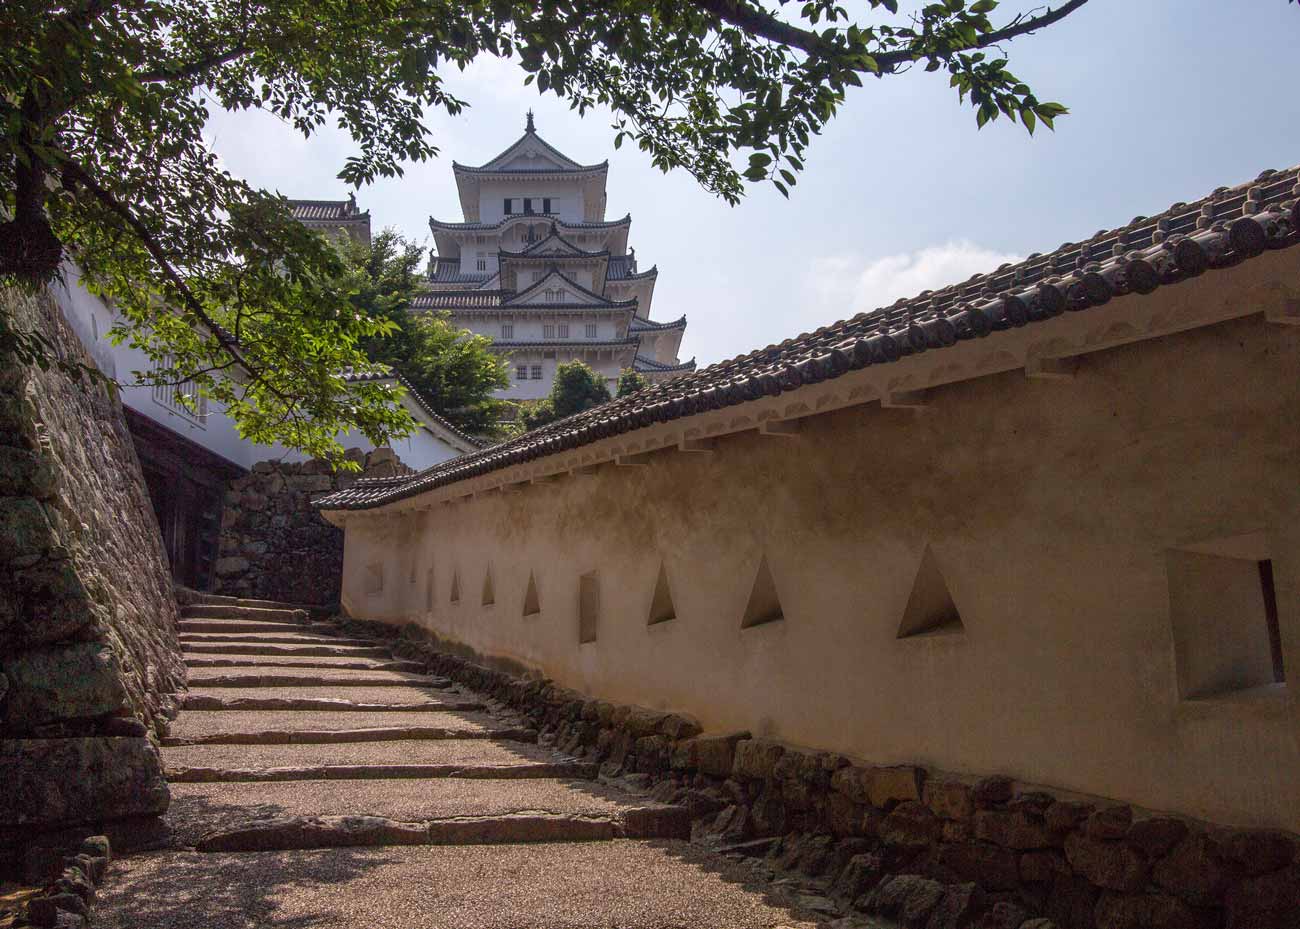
[519,359,612,430]
[616,367,649,397]
[2,0,1103,461]
[339,230,510,438]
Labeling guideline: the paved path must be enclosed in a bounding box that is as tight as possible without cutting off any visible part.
[96,594,832,928]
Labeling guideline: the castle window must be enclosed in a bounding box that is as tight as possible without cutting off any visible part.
[516,366,527,380]
[531,364,542,379]
[503,198,514,215]
[543,324,555,339]
[543,198,553,214]
[557,323,570,338]
[501,324,514,339]
[585,323,597,338]
[523,198,535,214]
[475,253,487,272]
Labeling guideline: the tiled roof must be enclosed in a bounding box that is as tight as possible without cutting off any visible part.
[342,370,484,450]
[634,355,697,373]
[453,122,607,176]
[288,198,369,222]
[318,164,1300,511]
[608,258,658,281]
[413,291,506,310]
[428,258,492,284]
[630,315,687,332]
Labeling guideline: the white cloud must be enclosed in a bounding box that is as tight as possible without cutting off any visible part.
[807,240,1023,318]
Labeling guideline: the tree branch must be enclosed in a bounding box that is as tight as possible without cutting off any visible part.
[690,0,1092,69]
[56,155,268,388]
[134,45,253,84]
[875,0,1092,70]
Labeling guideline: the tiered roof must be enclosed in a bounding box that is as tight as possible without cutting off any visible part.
[319,164,1300,511]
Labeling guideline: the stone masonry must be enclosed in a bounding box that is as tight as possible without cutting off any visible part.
[0,286,183,868]
[337,616,1300,929]
[212,449,411,606]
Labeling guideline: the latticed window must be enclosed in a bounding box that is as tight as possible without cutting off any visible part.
[531,365,543,379]
[585,323,597,338]
[557,323,569,338]
[151,356,208,426]
[501,323,514,339]
[516,366,527,381]
[543,324,555,339]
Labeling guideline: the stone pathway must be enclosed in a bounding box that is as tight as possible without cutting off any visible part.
[94,594,837,928]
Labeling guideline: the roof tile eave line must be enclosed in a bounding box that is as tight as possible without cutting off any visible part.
[317,165,1300,513]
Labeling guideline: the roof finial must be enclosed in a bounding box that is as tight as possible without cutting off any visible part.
[525,109,536,133]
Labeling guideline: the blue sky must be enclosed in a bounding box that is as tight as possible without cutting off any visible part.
[204,0,1300,367]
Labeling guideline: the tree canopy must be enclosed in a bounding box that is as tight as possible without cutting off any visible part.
[616,368,649,398]
[2,0,1103,463]
[340,230,509,438]
[520,360,613,430]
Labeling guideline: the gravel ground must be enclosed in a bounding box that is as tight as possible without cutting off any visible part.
[95,842,827,929]
[163,738,559,770]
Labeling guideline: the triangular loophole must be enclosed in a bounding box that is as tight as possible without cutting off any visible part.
[482,567,495,606]
[741,554,783,628]
[898,546,964,638]
[523,571,541,617]
[450,570,461,604]
[648,562,676,625]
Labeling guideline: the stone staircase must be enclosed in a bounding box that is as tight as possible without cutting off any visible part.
[91,594,833,928]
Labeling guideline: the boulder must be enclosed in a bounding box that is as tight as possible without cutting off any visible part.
[1152,833,1235,905]
[870,765,925,808]
[732,738,785,781]
[924,780,975,821]
[879,801,940,848]
[1094,892,1218,929]
[974,809,1054,850]
[0,737,168,827]
[1224,864,1300,929]
[3,642,128,727]
[1064,833,1148,892]
[937,841,1019,890]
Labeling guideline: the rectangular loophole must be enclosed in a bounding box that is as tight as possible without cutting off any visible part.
[1168,538,1286,699]
[578,572,599,644]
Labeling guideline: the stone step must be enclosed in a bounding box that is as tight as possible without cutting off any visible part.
[185,670,450,689]
[94,843,827,929]
[182,693,482,713]
[179,632,380,647]
[163,778,691,849]
[185,592,312,610]
[183,656,426,673]
[165,709,531,744]
[181,604,306,622]
[164,740,595,782]
[175,621,314,636]
[181,643,392,658]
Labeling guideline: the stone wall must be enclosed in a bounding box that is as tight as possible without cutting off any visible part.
[0,285,181,861]
[213,449,410,606]
[340,616,1300,929]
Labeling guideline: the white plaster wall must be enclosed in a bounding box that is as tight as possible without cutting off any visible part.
[54,273,466,472]
[477,180,584,224]
[338,290,1300,832]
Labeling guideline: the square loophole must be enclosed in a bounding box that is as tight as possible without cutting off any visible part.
[1167,532,1285,699]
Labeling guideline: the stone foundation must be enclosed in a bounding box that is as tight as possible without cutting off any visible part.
[212,449,410,606]
[337,617,1299,929]
[1,285,182,867]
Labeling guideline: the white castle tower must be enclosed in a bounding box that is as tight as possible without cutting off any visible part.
[415,112,694,401]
